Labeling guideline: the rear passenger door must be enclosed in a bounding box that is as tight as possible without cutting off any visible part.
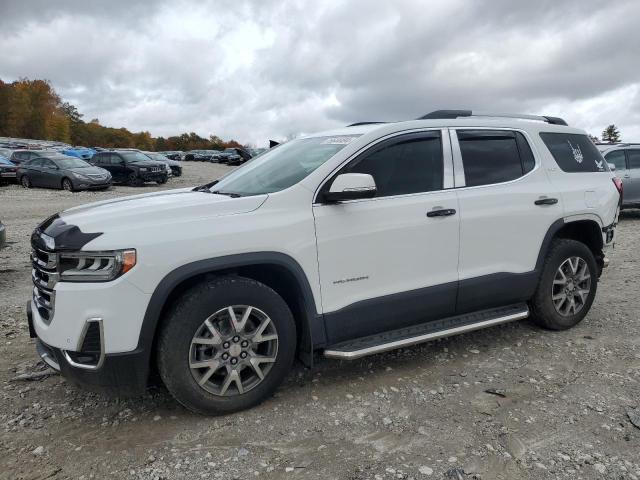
[625,149,640,204]
[451,129,560,313]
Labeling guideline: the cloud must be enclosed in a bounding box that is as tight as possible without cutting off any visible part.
[1,0,639,145]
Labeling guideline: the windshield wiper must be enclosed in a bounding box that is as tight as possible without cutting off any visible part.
[211,190,242,198]
[193,180,219,192]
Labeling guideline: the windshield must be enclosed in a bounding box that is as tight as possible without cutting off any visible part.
[0,156,12,165]
[55,157,91,168]
[208,135,360,196]
[122,151,153,163]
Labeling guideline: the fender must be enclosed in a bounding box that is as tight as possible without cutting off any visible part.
[534,218,566,272]
[136,252,324,369]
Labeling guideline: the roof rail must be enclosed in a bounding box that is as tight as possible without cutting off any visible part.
[418,110,568,126]
[346,122,386,127]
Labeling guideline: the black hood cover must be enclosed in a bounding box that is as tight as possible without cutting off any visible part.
[32,214,102,251]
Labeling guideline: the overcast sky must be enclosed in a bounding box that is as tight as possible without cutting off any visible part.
[2,0,639,146]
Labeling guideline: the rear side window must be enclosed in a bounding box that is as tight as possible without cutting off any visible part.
[345,132,443,197]
[628,150,640,170]
[458,130,533,187]
[604,150,627,171]
[540,133,607,173]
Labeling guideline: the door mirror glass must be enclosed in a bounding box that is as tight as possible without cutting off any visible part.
[607,162,616,171]
[323,173,377,203]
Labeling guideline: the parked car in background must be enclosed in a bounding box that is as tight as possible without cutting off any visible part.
[10,149,60,165]
[0,219,5,249]
[62,147,96,160]
[597,143,640,209]
[248,147,268,158]
[225,147,252,163]
[17,155,112,191]
[159,151,183,161]
[184,150,219,162]
[0,155,18,184]
[143,152,182,176]
[89,150,168,186]
[217,148,243,165]
[0,147,15,159]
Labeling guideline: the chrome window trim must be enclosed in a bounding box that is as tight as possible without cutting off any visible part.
[448,127,542,191]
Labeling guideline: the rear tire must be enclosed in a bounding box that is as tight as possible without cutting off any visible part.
[21,175,31,188]
[157,276,296,415]
[530,239,598,330]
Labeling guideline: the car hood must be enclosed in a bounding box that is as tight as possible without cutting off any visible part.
[43,188,268,247]
[67,166,110,175]
[130,161,164,167]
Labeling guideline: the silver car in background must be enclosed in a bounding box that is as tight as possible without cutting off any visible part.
[597,143,640,209]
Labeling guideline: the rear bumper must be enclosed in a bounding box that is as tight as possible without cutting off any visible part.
[28,302,148,395]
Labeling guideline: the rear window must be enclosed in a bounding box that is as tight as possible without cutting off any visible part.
[540,133,607,173]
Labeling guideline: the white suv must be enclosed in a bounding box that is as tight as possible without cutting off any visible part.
[28,110,621,414]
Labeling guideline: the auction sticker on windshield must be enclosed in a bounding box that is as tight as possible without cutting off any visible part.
[321,136,360,145]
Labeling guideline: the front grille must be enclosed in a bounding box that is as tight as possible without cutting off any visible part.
[151,167,161,173]
[31,247,58,324]
[87,173,106,179]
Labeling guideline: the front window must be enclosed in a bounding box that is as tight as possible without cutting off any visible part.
[55,157,91,168]
[122,152,153,163]
[207,135,360,196]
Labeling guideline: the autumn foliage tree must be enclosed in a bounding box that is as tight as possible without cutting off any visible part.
[0,78,245,151]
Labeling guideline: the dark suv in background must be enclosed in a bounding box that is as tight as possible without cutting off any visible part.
[90,151,168,186]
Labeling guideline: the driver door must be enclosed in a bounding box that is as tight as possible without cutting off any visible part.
[313,130,460,344]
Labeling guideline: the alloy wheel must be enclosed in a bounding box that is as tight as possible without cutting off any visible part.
[551,256,592,316]
[189,305,278,396]
[62,179,73,191]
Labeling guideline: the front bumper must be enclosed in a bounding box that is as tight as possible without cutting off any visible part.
[140,172,167,182]
[28,302,148,395]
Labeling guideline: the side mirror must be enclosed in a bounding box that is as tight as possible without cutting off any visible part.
[323,173,377,203]
[607,163,616,172]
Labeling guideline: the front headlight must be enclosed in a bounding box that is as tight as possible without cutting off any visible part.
[59,249,136,282]
[139,168,148,172]
[72,172,90,180]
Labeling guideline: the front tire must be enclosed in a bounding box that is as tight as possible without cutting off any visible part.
[128,173,141,187]
[157,276,297,415]
[530,239,598,330]
[62,178,75,192]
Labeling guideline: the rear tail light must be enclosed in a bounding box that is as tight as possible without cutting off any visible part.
[613,177,623,205]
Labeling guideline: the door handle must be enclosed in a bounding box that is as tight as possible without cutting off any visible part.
[534,197,558,206]
[427,208,457,217]
[624,175,631,178]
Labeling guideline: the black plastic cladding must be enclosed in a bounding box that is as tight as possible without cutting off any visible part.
[32,214,102,251]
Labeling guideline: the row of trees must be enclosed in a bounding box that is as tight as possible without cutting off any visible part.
[0,79,244,151]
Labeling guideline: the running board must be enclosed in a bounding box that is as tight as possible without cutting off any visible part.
[324,304,529,360]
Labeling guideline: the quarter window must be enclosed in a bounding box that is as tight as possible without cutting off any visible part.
[627,150,640,170]
[604,150,627,171]
[457,130,529,187]
[540,133,607,173]
[344,132,444,197]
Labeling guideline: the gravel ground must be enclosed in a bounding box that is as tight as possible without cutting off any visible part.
[0,163,639,480]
